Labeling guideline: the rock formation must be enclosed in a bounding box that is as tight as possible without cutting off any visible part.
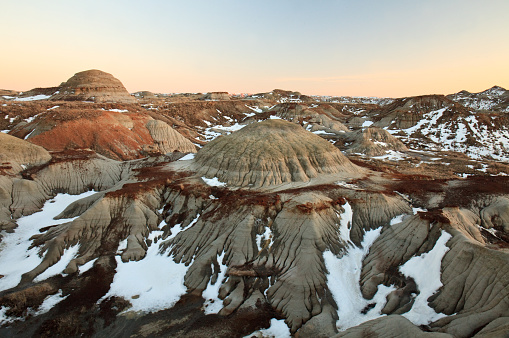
[272,103,350,135]
[193,119,362,188]
[345,127,408,156]
[0,133,51,174]
[203,92,230,101]
[145,119,197,154]
[447,85,509,112]
[8,107,196,160]
[50,69,136,103]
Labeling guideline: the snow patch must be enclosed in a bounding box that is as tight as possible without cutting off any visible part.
[324,225,395,331]
[245,318,291,338]
[105,221,190,313]
[256,225,273,251]
[372,150,407,161]
[400,230,452,325]
[34,245,80,282]
[178,153,195,161]
[33,289,69,315]
[14,94,51,101]
[202,251,227,314]
[79,258,98,274]
[202,177,227,187]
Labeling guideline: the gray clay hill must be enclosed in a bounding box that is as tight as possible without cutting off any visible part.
[194,119,362,188]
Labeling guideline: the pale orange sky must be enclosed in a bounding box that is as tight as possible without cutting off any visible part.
[1,1,508,98]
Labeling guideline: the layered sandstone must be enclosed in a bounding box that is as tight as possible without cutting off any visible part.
[50,69,136,103]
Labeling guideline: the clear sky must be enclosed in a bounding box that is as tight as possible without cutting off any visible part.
[1,0,508,97]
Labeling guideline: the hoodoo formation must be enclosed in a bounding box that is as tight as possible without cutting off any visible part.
[194,119,361,188]
[50,69,136,103]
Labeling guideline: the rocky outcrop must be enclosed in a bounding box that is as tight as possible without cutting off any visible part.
[203,92,230,101]
[0,89,18,97]
[194,119,362,188]
[374,95,459,129]
[133,91,157,99]
[480,196,509,232]
[447,86,509,112]
[50,69,136,103]
[345,127,408,156]
[273,103,349,135]
[472,317,509,337]
[146,119,197,154]
[20,188,162,284]
[358,204,509,338]
[10,108,195,160]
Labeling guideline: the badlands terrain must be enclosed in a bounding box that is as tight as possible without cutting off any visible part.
[0,70,508,337]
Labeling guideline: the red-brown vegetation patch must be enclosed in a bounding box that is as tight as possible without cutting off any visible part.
[442,176,509,208]
[106,165,193,199]
[279,183,340,195]
[417,209,451,224]
[215,188,281,207]
[296,200,335,214]
[386,178,446,198]
[196,188,282,222]
[387,175,509,208]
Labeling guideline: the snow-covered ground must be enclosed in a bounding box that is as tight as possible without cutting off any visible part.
[394,108,509,162]
[324,225,394,331]
[324,204,451,331]
[104,219,190,313]
[203,122,247,141]
[256,223,273,251]
[0,191,97,292]
[400,230,452,325]
[362,120,374,128]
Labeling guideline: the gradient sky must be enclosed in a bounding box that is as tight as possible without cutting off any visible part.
[1,0,508,97]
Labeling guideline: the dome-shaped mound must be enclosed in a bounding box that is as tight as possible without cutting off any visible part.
[50,69,136,103]
[194,119,360,188]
